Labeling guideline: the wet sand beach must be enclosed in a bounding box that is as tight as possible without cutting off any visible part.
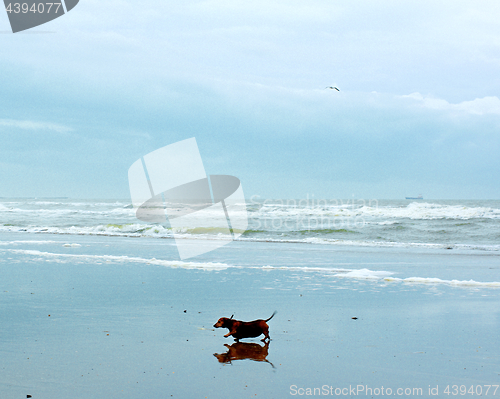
[1,232,499,398]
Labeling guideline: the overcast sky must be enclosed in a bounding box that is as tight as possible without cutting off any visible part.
[1,0,499,199]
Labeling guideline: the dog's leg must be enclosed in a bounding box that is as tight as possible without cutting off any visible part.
[261,326,270,342]
[225,327,239,339]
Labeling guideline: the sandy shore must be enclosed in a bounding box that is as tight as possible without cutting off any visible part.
[1,232,499,398]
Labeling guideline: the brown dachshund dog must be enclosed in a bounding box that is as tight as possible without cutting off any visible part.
[213,311,276,342]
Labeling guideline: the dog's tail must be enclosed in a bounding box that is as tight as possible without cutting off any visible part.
[266,311,277,322]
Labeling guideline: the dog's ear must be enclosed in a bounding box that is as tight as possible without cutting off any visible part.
[230,314,234,319]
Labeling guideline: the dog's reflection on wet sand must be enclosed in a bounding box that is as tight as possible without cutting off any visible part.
[213,341,274,368]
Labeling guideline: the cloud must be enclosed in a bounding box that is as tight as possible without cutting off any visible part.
[456,97,500,115]
[401,93,500,115]
[0,119,73,133]
[1,1,500,198]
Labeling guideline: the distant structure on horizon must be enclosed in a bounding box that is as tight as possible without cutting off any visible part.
[405,194,423,200]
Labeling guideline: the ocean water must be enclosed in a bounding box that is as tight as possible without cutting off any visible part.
[2,198,500,398]
[1,198,499,250]
[0,197,499,287]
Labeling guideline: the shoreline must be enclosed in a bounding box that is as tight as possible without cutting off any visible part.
[2,226,500,256]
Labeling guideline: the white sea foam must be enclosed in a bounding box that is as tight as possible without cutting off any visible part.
[0,223,170,237]
[0,240,59,245]
[0,207,135,216]
[384,276,500,288]
[4,199,498,221]
[253,201,500,220]
[259,265,500,288]
[2,223,499,252]
[260,266,394,280]
[334,268,394,280]
[0,224,235,240]
[240,235,500,252]
[259,265,352,273]
[5,249,232,271]
[3,248,499,288]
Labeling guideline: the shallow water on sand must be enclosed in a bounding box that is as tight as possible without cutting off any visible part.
[1,232,499,398]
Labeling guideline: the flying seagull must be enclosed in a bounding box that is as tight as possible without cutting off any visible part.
[326,86,340,91]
